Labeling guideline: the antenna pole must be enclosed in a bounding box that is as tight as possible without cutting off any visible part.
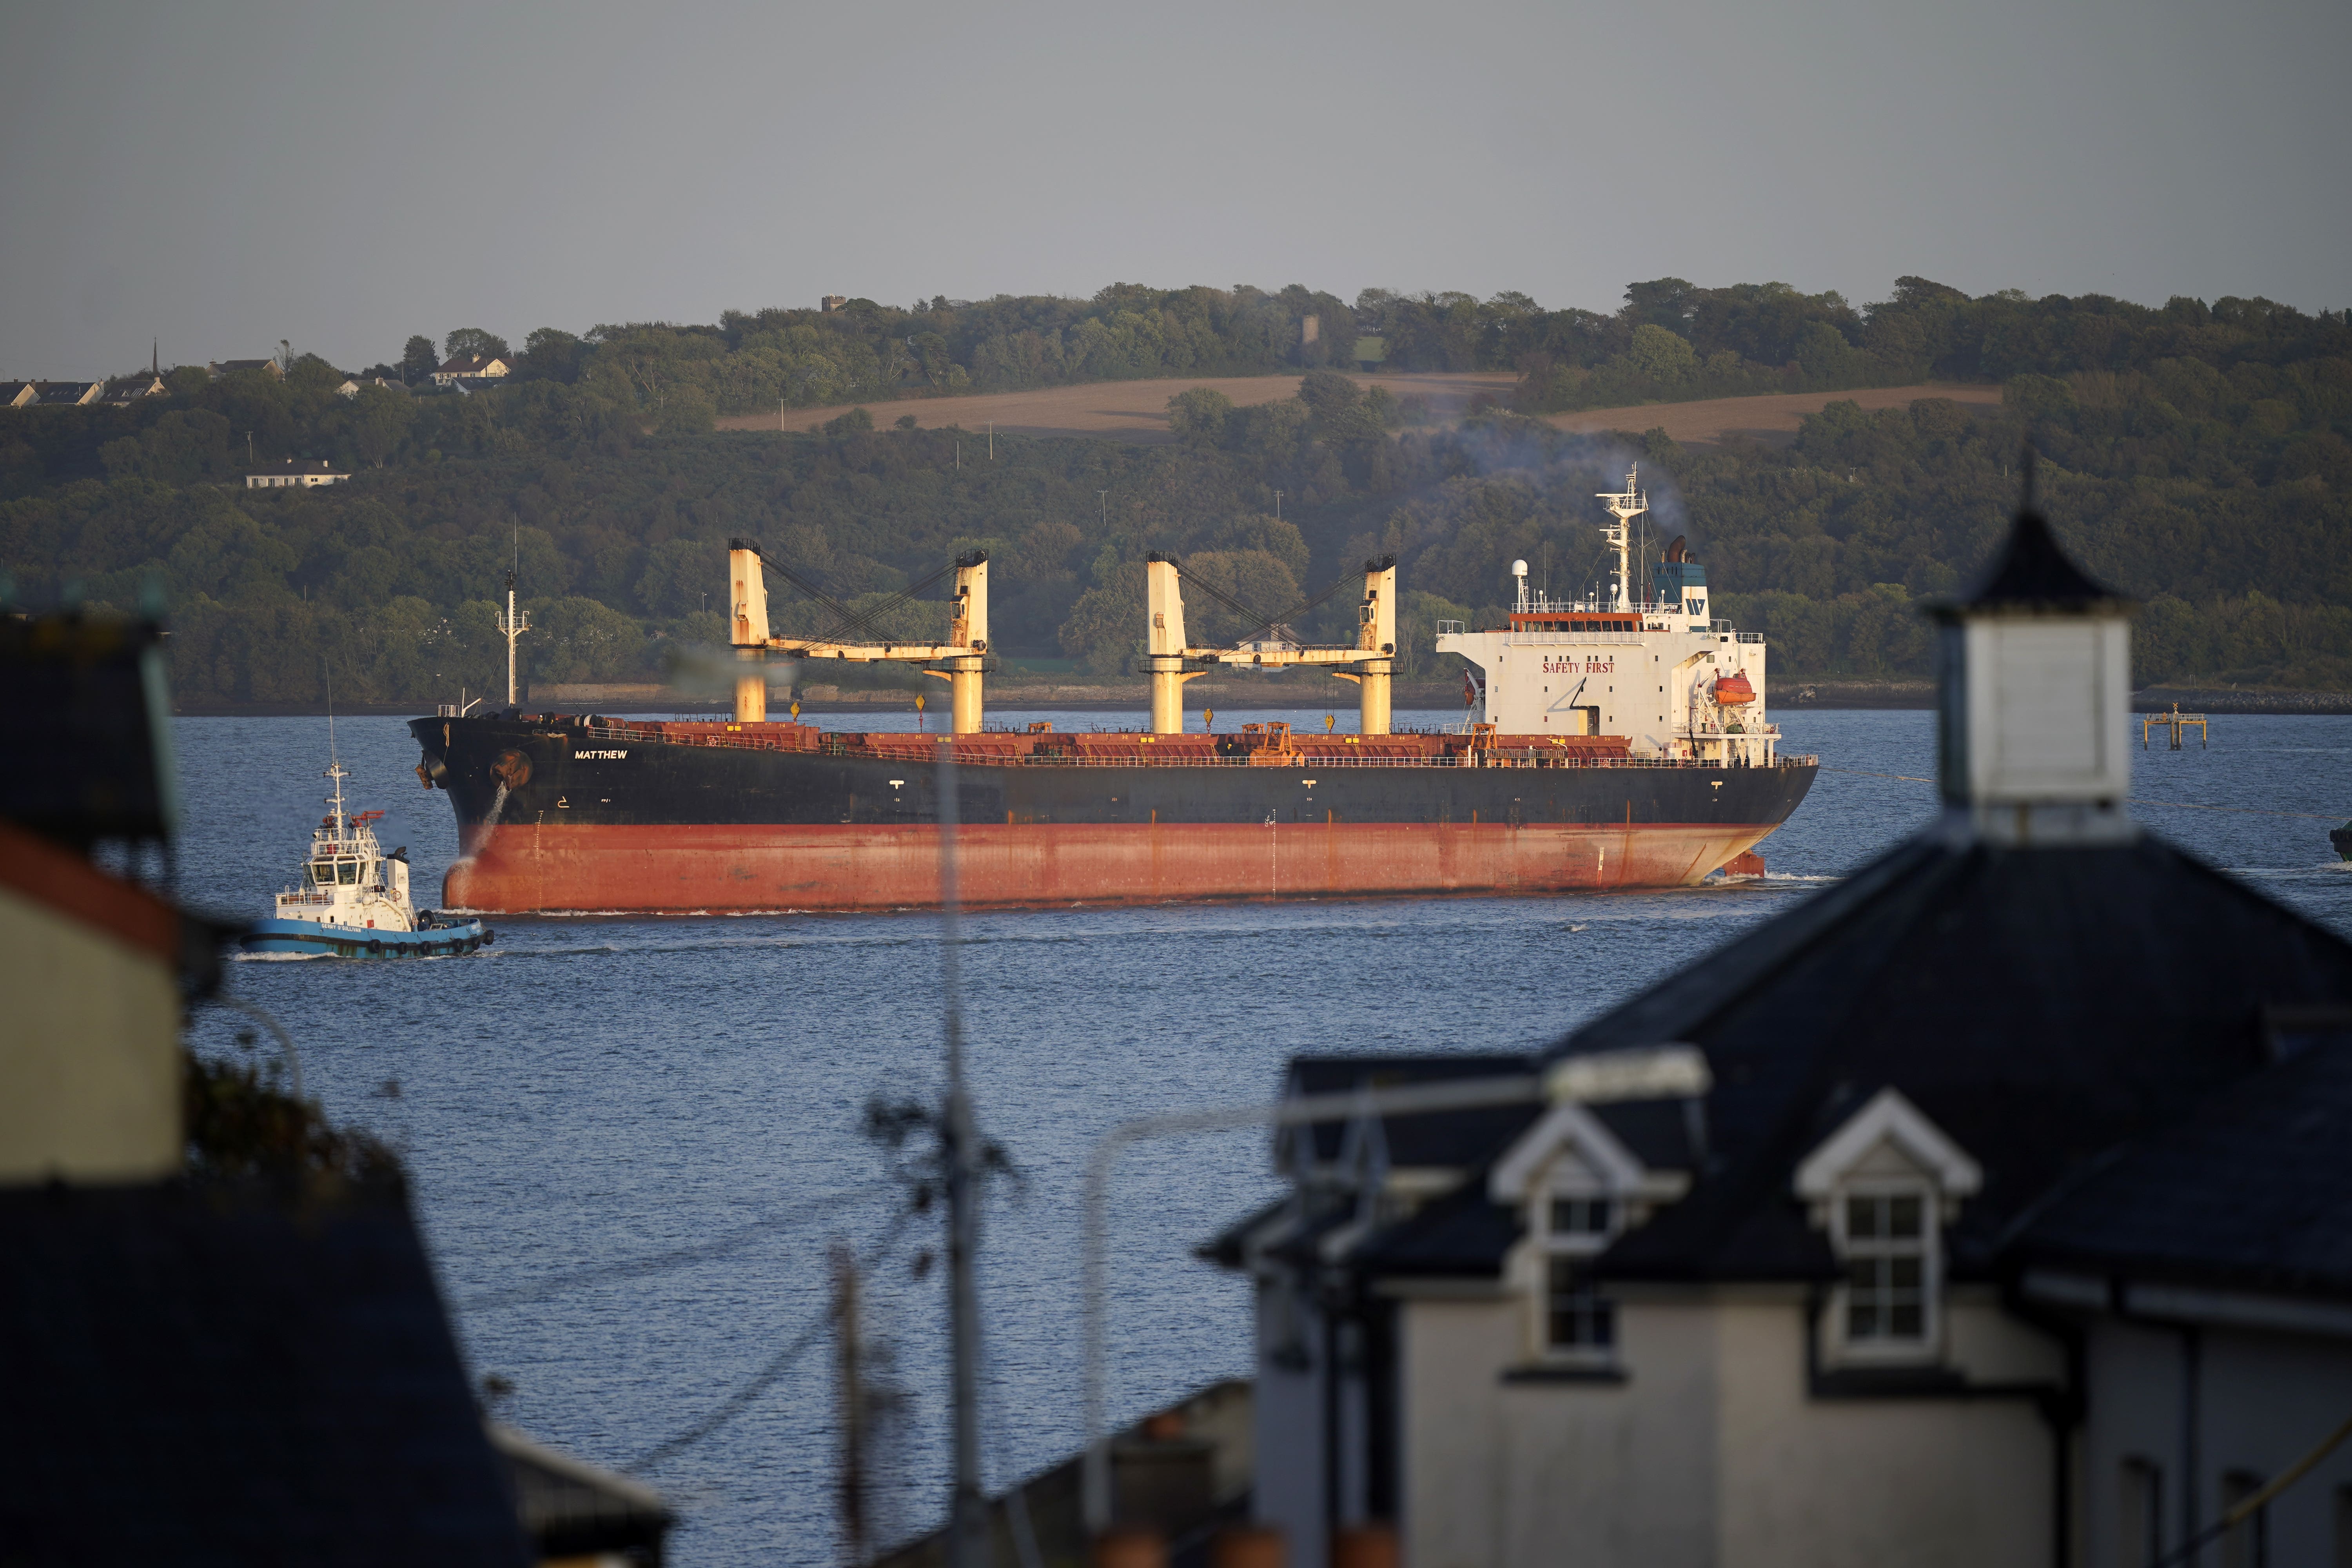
[1597,466,1648,613]
[497,532,531,709]
[935,739,985,1568]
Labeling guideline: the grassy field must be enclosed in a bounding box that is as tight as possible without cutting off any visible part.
[713,372,2000,446]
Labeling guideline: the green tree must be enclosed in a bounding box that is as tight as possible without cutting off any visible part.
[1167,387,1234,446]
[443,328,511,363]
[1624,324,1699,383]
[401,336,439,383]
[348,387,415,468]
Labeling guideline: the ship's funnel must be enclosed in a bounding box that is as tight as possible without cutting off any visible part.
[730,538,770,722]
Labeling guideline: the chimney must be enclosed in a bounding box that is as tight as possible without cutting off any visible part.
[1931,465,2135,846]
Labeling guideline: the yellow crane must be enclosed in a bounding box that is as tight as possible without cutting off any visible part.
[727,539,990,731]
[1144,553,1398,735]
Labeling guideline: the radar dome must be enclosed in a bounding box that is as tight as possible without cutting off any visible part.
[1511,559,1528,577]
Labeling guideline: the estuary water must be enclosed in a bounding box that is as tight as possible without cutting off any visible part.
[172,707,2352,1566]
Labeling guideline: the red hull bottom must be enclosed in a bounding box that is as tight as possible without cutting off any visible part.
[443,821,1780,913]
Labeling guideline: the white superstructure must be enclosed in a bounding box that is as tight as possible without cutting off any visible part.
[270,760,420,933]
[1433,468,1780,765]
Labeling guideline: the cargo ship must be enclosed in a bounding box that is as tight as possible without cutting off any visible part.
[411,470,1816,912]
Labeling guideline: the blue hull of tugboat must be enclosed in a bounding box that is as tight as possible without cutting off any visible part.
[240,918,492,959]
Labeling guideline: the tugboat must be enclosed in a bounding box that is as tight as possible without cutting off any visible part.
[241,757,492,958]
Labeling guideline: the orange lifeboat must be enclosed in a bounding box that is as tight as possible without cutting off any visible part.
[1713,670,1756,706]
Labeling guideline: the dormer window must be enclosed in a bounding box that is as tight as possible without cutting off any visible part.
[1794,1087,1981,1365]
[1549,1197,1614,1236]
[1541,1182,1621,1356]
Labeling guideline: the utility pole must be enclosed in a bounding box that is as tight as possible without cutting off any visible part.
[1098,490,1107,530]
[834,1241,868,1568]
[935,740,985,1568]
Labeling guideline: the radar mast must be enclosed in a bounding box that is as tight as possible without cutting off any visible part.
[1596,467,1648,612]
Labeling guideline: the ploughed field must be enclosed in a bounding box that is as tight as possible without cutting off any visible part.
[715,373,2001,445]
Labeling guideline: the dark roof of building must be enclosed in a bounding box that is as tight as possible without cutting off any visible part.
[1285,1054,1541,1169]
[489,1423,673,1561]
[2008,1034,2352,1299]
[0,1181,530,1565]
[1352,1177,1524,1277]
[1297,826,2352,1289]
[1559,829,2352,1283]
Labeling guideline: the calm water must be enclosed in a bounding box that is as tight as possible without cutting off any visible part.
[173,707,2352,1566]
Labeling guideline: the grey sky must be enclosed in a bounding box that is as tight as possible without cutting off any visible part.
[4,0,2347,377]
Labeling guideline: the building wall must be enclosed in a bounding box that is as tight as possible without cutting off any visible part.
[0,885,181,1183]
[2081,1317,2352,1568]
[1396,1286,2056,1568]
[1399,1290,1721,1568]
[1715,1298,2053,1568]
[1255,1275,1331,1568]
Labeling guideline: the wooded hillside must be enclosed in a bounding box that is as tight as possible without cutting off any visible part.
[4,279,2346,705]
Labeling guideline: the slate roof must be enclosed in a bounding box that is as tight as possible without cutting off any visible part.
[0,1181,531,1565]
[1565,828,2352,1283]
[1280,828,2352,1292]
[2008,1033,2352,1299]
[1352,1177,1526,1278]
[1286,1054,1541,1169]
[490,1423,674,1563]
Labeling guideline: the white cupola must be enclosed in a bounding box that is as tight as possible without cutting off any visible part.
[1932,471,2136,846]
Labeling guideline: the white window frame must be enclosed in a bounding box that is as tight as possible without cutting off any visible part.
[1794,1087,1978,1368]
[1534,1174,1623,1365]
[1829,1177,1940,1360]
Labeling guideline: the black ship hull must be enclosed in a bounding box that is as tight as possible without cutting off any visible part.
[411,715,1817,911]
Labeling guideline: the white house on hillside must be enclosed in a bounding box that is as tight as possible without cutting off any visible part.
[245,458,350,490]
[433,354,510,386]
[1212,504,2352,1568]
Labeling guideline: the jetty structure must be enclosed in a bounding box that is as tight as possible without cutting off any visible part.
[410,474,1816,912]
[1204,498,2352,1568]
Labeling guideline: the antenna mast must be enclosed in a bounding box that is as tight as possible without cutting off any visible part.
[1596,467,1648,612]
[497,533,530,708]
[323,662,348,837]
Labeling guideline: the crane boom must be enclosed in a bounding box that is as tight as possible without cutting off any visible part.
[728,541,991,731]
[1143,554,1397,735]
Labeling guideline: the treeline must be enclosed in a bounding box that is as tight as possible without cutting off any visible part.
[5,277,2342,494]
[3,281,2348,705]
